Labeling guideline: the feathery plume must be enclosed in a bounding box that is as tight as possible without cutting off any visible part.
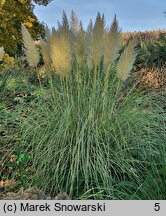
[104,15,122,68]
[0,47,5,61]
[50,31,71,77]
[74,21,85,62]
[40,40,52,70]
[84,19,93,68]
[117,37,138,81]
[70,10,80,36]
[21,23,40,67]
[40,28,52,70]
[92,12,105,65]
[61,10,70,35]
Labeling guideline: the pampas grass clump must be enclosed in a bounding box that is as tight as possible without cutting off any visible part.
[19,12,166,199]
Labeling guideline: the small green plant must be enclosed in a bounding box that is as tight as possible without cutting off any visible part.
[16,152,31,188]
[0,137,31,189]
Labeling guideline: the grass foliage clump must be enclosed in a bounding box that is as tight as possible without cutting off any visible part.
[22,60,166,199]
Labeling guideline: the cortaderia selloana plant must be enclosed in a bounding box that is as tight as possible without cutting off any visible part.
[21,12,166,200]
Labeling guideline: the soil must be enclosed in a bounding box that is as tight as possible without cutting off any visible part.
[0,187,70,200]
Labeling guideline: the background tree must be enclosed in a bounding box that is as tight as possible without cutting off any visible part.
[0,0,52,55]
[33,0,53,6]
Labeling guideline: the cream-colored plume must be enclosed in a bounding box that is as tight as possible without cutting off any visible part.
[91,13,105,66]
[21,23,40,67]
[117,37,138,81]
[0,47,5,61]
[40,29,52,71]
[104,16,122,68]
[49,31,71,77]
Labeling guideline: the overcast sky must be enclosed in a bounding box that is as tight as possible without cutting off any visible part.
[34,0,166,32]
